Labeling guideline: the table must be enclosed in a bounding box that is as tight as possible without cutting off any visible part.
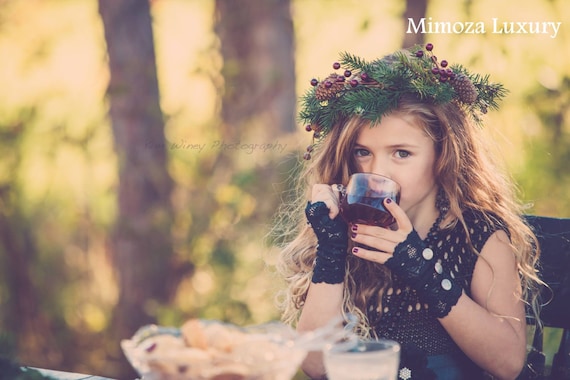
[33,367,119,380]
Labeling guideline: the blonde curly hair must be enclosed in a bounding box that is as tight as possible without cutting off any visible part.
[274,95,542,336]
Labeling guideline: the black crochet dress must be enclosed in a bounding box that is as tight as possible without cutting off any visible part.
[367,209,504,380]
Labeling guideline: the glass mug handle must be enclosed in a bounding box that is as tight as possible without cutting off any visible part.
[336,184,347,221]
[335,184,346,200]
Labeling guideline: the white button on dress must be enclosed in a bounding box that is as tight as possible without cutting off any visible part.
[422,247,434,260]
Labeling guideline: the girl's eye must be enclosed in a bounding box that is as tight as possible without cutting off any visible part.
[354,148,370,157]
[396,150,410,158]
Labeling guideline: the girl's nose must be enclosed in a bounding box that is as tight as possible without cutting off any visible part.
[370,158,389,177]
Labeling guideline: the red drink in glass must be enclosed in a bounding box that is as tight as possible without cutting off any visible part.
[340,173,401,227]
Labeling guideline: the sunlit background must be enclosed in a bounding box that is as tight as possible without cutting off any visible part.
[0,0,568,378]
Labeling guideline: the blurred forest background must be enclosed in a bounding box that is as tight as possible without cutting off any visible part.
[0,0,569,378]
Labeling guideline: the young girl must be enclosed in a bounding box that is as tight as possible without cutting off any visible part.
[276,44,542,379]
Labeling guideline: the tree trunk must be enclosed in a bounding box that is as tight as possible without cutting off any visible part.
[402,0,428,47]
[0,212,60,365]
[0,113,62,367]
[214,0,296,141]
[98,0,181,363]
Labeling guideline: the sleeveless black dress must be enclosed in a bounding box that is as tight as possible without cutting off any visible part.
[367,209,504,380]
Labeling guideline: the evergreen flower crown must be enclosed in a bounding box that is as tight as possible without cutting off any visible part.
[300,43,507,160]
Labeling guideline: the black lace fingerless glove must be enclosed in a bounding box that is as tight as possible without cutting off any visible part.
[305,201,349,284]
[385,230,462,318]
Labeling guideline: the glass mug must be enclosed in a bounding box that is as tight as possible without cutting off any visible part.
[323,339,401,380]
[339,173,401,227]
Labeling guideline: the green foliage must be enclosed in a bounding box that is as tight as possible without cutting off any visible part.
[0,1,569,379]
[0,334,55,380]
[517,75,570,215]
[0,360,53,380]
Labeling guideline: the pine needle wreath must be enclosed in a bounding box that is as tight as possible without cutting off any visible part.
[300,43,507,160]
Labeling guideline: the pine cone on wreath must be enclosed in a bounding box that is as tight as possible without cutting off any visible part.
[451,74,478,104]
[315,73,346,101]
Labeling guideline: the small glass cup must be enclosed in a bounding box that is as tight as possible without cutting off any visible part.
[339,173,401,227]
[323,339,401,380]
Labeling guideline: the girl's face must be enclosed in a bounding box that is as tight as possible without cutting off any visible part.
[352,114,438,219]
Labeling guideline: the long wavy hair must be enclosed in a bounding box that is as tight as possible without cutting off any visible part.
[274,95,542,336]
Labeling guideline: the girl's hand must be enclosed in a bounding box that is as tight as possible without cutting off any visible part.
[349,198,413,264]
[352,198,462,318]
[306,184,349,284]
[311,184,344,220]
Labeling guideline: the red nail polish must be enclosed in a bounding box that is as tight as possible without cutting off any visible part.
[385,198,392,204]
[352,247,359,254]
[351,224,358,232]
